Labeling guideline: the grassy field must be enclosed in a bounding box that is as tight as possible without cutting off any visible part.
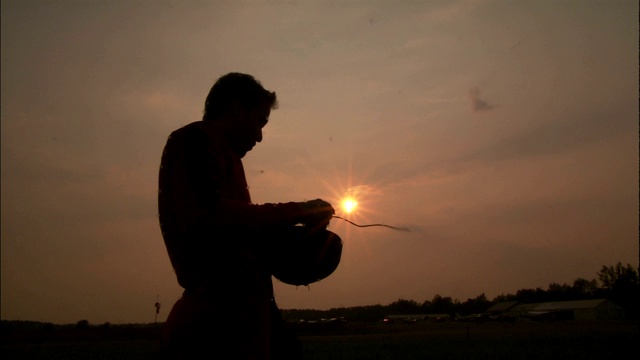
[2,321,637,359]
[299,321,638,360]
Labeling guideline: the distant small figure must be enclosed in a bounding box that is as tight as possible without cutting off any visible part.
[155,295,161,323]
[158,72,338,359]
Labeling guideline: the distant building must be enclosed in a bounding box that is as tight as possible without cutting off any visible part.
[383,314,453,323]
[487,299,625,320]
[383,314,428,323]
[528,299,625,321]
[504,302,538,318]
[486,301,519,315]
[424,314,452,322]
[493,299,625,321]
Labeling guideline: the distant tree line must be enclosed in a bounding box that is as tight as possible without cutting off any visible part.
[0,320,163,344]
[283,262,639,321]
[3,262,636,330]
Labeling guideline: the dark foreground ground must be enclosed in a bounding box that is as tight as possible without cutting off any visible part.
[2,321,638,360]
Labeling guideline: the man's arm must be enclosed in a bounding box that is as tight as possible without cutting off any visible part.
[160,124,334,239]
[206,198,334,230]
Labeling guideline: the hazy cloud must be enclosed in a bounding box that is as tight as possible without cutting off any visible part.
[469,87,497,112]
[457,99,636,165]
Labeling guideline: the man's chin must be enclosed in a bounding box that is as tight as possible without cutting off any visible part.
[238,147,252,158]
[243,144,256,156]
[232,145,252,158]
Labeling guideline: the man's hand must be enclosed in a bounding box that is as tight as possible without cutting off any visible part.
[298,199,335,230]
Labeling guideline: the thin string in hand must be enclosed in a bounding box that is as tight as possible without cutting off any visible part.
[332,215,411,232]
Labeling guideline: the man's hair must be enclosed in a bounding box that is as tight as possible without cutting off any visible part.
[203,72,278,121]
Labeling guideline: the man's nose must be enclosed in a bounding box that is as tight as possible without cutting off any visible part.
[256,128,263,143]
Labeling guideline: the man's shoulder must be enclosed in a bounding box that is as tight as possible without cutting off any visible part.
[171,121,206,137]
[166,121,230,157]
[168,121,218,144]
[173,120,224,136]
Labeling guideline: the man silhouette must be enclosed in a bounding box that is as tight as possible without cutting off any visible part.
[158,72,335,359]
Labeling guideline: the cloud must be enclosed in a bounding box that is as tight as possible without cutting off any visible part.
[411,0,485,24]
[345,184,381,198]
[457,99,636,164]
[469,87,497,112]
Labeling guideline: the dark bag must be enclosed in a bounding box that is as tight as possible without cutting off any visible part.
[268,227,343,286]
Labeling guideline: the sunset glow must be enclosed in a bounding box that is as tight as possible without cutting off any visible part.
[342,198,358,214]
[1,0,637,325]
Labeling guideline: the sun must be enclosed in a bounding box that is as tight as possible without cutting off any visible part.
[342,197,358,214]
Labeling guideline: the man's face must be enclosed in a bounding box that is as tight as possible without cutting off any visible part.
[228,101,270,158]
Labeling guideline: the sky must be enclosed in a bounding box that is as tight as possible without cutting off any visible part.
[1,0,638,325]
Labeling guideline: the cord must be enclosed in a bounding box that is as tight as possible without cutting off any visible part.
[332,215,411,232]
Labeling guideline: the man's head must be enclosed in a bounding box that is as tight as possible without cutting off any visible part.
[203,73,278,157]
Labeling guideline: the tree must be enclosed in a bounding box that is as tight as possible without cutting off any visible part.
[459,293,491,315]
[75,320,90,330]
[387,299,421,314]
[430,294,457,315]
[597,262,640,319]
[571,277,599,298]
[515,287,548,303]
[492,293,516,303]
[597,262,639,291]
[547,282,574,301]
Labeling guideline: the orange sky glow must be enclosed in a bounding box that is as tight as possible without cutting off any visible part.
[1,0,638,324]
